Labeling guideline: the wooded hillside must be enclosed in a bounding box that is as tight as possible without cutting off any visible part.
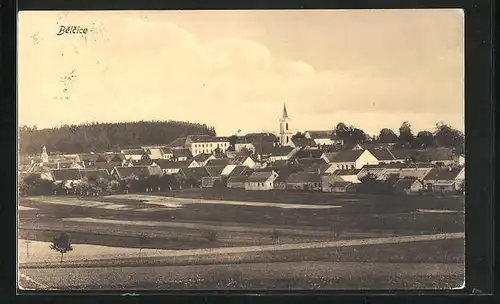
[19,121,217,155]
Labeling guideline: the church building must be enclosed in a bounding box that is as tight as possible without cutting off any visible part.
[278,103,293,147]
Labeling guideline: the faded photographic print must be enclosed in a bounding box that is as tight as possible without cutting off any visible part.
[17,9,465,291]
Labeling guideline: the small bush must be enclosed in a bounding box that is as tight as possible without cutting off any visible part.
[271,228,281,243]
[203,230,218,243]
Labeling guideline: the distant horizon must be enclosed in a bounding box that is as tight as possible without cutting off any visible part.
[18,10,464,137]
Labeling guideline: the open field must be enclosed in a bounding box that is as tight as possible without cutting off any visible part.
[18,192,465,290]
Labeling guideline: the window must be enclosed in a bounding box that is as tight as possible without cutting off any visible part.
[351,164,355,169]
[286,136,289,143]
[286,123,289,131]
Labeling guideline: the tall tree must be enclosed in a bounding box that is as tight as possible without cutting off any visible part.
[49,232,73,263]
[378,128,398,143]
[291,132,306,140]
[434,123,464,148]
[416,131,435,148]
[398,121,415,147]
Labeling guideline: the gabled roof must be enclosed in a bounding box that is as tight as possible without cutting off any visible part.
[295,149,326,159]
[304,130,333,138]
[179,167,210,180]
[246,171,276,182]
[369,148,396,161]
[155,159,193,169]
[205,165,226,177]
[80,169,111,180]
[132,159,154,166]
[113,166,151,179]
[161,147,174,154]
[90,161,123,171]
[330,168,362,176]
[187,135,229,143]
[296,157,327,167]
[394,178,421,190]
[286,172,321,183]
[227,175,248,183]
[423,168,463,181]
[206,159,230,167]
[193,153,214,162]
[173,148,192,159]
[323,150,364,163]
[227,165,249,177]
[268,146,295,157]
[51,169,82,181]
[77,153,99,162]
[122,149,147,155]
[243,133,278,143]
[292,137,318,147]
[167,137,187,148]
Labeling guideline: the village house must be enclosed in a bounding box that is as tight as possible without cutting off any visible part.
[155,159,199,175]
[321,149,378,170]
[230,156,257,168]
[142,146,164,160]
[172,148,192,161]
[290,137,318,149]
[267,146,299,163]
[201,166,227,188]
[167,137,187,149]
[234,139,256,153]
[244,171,279,191]
[422,167,465,192]
[121,149,149,161]
[328,168,362,183]
[304,130,344,146]
[369,148,397,164]
[161,147,174,159]
[193,153,216,167]
[184,135,230,156]
[284,172,322,191]
[226,176,248,189]
[323,181,356,193]
[80,169,113,180]
[178,167,210,187]
[77,153,100,168]
[393,178,424,195]
[111,166,158,180]
[51,168,82,187]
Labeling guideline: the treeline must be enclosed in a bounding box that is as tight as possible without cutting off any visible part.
[333,121,465,153]
[19,120,217,155]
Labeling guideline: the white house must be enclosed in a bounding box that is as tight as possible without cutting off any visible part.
[244,171,279,191]
[161,147,174,160]
[155,159,199,175]
[121,149,148,161]
[193,153,216,167]
[51,168,82,188]
[393,178,424,195]
[328,169,362,183]
[231,156,256,168]
[321,149,378,170]
[304,130,344,146]
[422,167,465,192]
[185,135,230,156]
[142,147,164,160]
[267,147,299,163]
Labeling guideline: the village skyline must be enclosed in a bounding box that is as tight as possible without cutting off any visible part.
[18,10,464,137]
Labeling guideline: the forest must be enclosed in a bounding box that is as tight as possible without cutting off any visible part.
[18,120,217,155]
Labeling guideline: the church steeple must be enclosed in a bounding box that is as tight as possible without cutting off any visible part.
[278,103,292,146]
[41,146,48,163]
[282,103,289,120]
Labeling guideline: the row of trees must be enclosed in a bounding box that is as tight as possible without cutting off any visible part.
[333,121,464,152]
[19,120,217,155]
[19,173,202,197]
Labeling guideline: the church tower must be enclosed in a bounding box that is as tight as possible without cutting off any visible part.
[279,103,292,146]
[41,146,49,163]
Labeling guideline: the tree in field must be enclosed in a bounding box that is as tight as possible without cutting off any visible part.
[378,128,398,143]
[416,131,436,148]
[49,232,73,263]
[228,135,238,151]
[398,121,415,147]
[203,230,218,243]
[270,228,281,244]
[334,122,368,145]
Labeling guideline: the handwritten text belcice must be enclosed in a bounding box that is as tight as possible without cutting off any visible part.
[57,25,88,36]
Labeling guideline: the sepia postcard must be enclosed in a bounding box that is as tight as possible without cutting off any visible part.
[17,9,465,291]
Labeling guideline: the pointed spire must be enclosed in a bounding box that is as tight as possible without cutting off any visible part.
[282,103,289,119]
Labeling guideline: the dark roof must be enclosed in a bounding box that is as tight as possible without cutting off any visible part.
[286,172,321,183]
[78,153,99,162]
[369,148,396,161]
[390,148,454,162]
[292,138,318,147]
[296,157,327,167]
[268,146,295,157]
[331,168,362,176]
[331,181,353,188]
[113,166,151,179]
[304,130,333,138]
[179,167,210,180]
[167,137,187,148]
[132,159,154,166]
[246,171,276,182]
[206,159,230,167]
[269,159,289,167]
[423,168,463,181]
[187,135,229,143]
[235,150,252,157]
[173,148,192,159]
[243,133,278,143]
[99,153,126,162]
[253,141,278,155]
[155,159,193,169]
[51,169,82,181]
[80,169,111,180]
[122,149,147,155]
[394,178,421,190]
[227,166,249,177]
[227,176,248,183]
[161,147,174,154]
[90,161,123,171]
[323,150,364,163]
[295,149,326,159]
[205,165,226,177]
[193,153,214,162]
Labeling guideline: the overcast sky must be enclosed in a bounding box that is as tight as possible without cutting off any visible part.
[18,9,464,136]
